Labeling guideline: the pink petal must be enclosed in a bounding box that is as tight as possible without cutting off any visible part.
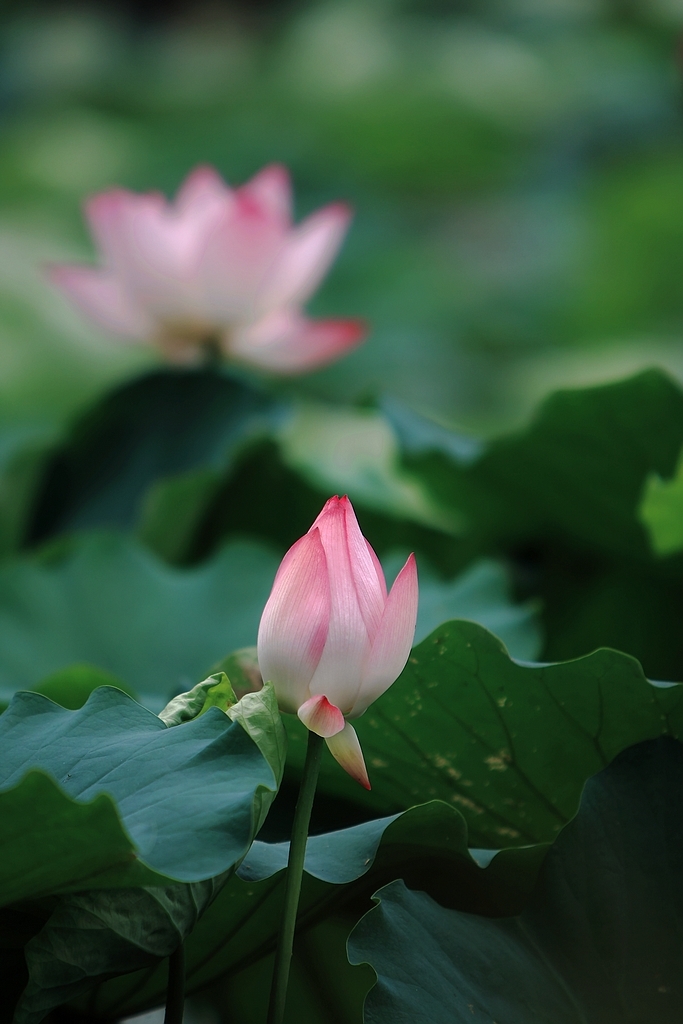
[304,498,371,714]
[174,165,232,213]
[365,539,388,603]
[340,497,387,641]
[308,497,386,637]
[230,310,365,373]
[352,553,419,718]
[239,164,292,224]
[257,529,330,715]
[198,191,289,322]
[49,265,152,338]
[325,723,371,790]
[85,189,165,270]
[84,190,202,323]
[86,177,242,326]
[257,202,352,313]
[297,694,346,737]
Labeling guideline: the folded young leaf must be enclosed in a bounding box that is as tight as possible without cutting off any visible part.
[158,671,238,725]
[350,736,683,1024]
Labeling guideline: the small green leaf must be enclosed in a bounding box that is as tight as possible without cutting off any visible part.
[639,447,683,555]
[349,738,683,1024]
[158,675,285,835]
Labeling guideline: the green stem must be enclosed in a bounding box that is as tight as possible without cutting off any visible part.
[267,730,324,1024]
[164,941,185,1024]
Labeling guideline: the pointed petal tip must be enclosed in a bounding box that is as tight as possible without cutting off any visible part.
[238,163,292,222]
[298,694,345,737]
[390,551,418,595]
[318,494,343,516]
[183,163,226,183]
[175,163,229,200]
[256,162,290,184]
[321,200,354,222]
[325,722,371,790]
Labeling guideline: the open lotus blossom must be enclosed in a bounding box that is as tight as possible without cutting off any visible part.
[50,164,365,372]
[257,496,418,789]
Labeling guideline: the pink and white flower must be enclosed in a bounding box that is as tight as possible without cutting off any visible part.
[50,164,365,372]
[257,496,418,789]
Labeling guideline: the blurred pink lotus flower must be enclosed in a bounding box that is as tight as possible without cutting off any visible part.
[50,165,365,372]
[257,495,418,789]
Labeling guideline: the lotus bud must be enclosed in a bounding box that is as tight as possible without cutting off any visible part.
[257,496,418,789]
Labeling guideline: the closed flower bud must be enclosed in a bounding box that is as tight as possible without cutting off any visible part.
[257,496,418,788]
[50,164,365,373]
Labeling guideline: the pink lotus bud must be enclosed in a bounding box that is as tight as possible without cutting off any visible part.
[257,496,418,788]
[50,164,365,374]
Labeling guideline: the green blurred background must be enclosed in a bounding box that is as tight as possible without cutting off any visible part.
[2,0,683,436]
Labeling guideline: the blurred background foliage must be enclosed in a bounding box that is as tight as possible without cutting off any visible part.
[1,0,683,432]
[3,5,683,1022]
[0,0,682,687]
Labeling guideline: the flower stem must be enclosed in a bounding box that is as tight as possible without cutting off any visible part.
[164,941,185,1024]
[267,730,324,1024]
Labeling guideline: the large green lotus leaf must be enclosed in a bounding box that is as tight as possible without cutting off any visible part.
[385,372,683,678]
[4,680,285,1024]
[386,370,683,560]
[0,684,281,904]
[76,801,547,1020]
[285,619,683,847]
[26,368,282,544]
[538,559,683,678]
[0,532,279,710]
[349,737,683,1024]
